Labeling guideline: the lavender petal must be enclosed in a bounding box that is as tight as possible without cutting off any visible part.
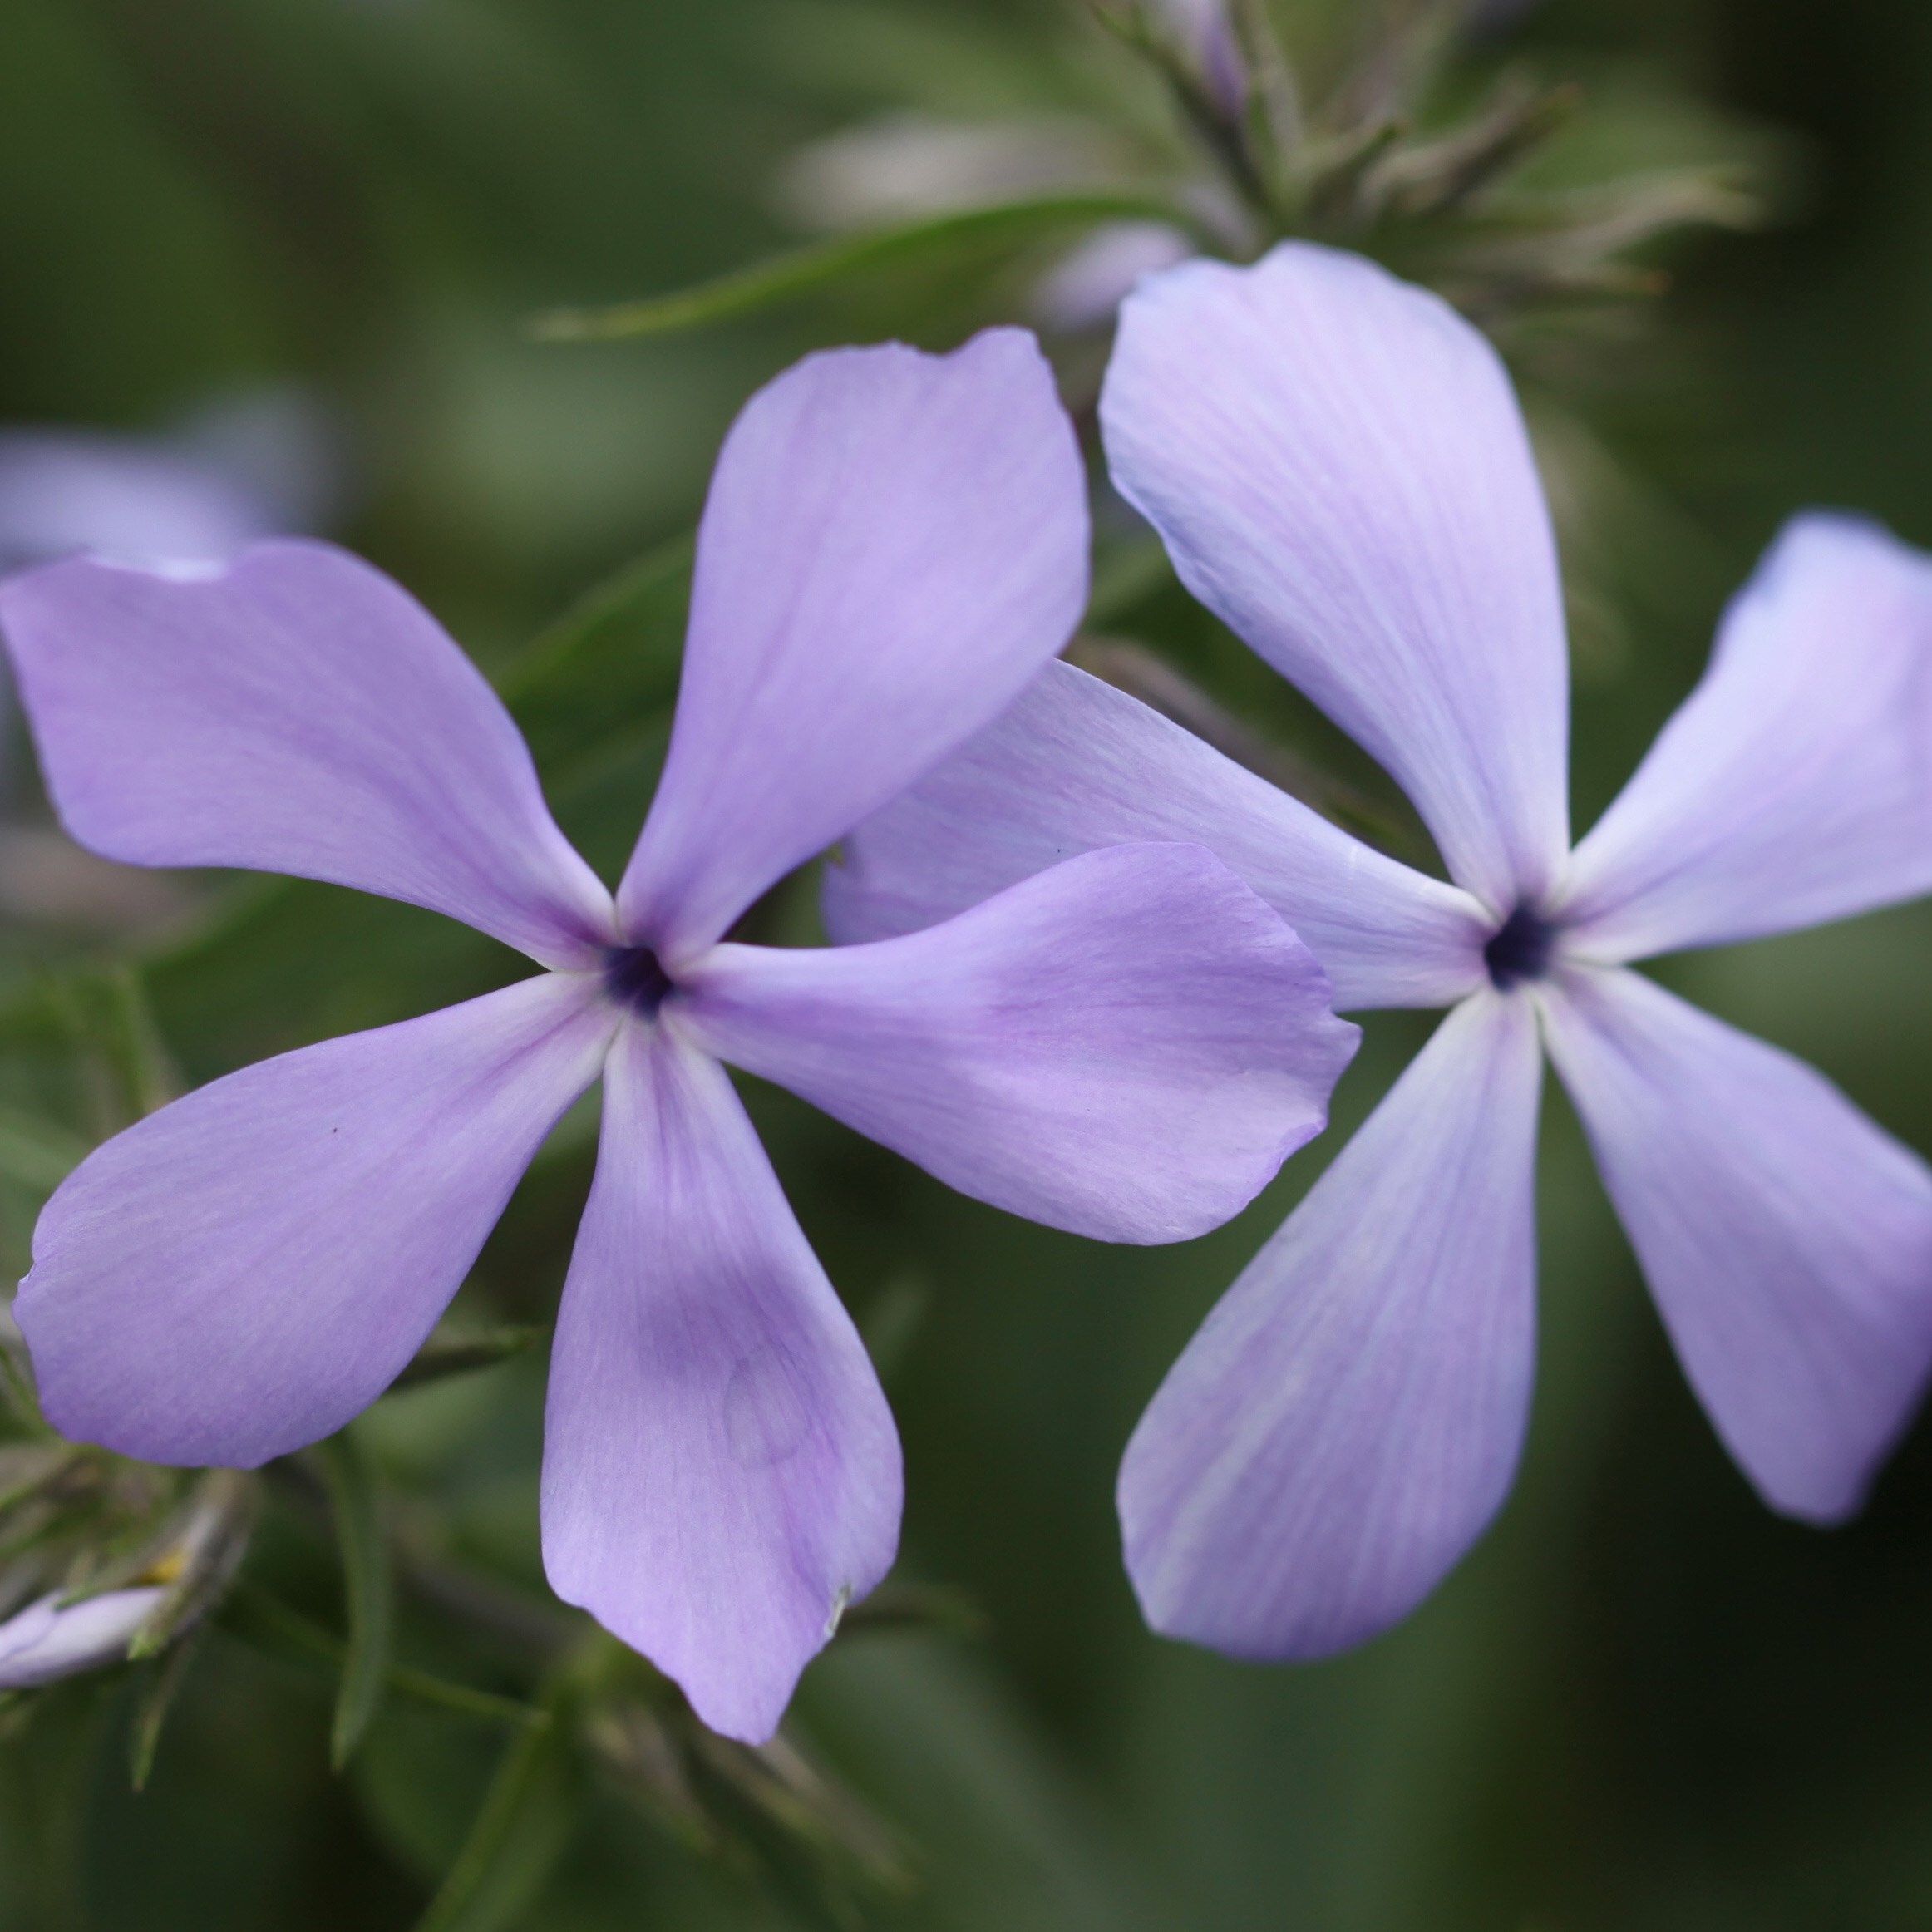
[1542,964,1932,1520]
[17,973,614,1468]
[1101,243,1570,914]
[1119,990,1542,1658]
[826,658,1491,1011]
[1558,514,1932,962]
[0,542,617,968]
[693,842,1358,1244]
[541,1022,899,1744]
[618,331,1087,961]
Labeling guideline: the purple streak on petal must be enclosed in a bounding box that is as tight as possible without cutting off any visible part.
[1540,965,1932,1520]
[1119,989,1542,1658]
[0,1589,164,1688]
[826,659,1491,1011]
[1102,243,1570,913]
[0,542,617,968]
[690,842,1358,1244]
[17,973,614,1468]
[1557,515,1932,963]
[541,1022,899,1743]
[618,330,1088,962]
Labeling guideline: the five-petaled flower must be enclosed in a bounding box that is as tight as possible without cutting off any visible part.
[0,330,1358,1737]
[829,244,1932,1660]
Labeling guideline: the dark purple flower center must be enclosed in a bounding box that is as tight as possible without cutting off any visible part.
[1483,903,1556,991]
[604,945,674,1018]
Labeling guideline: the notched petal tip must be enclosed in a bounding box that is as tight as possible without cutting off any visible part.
[0,538,616,968]
[1556,510,1932,961]
[615,324,1087,959]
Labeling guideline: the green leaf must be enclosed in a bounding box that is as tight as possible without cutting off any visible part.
[837,1577,987,1644]
[318,1431,394,1771]
[527,191,1204,342]
[412,1687,577,1932]
[392,1323,547,1392]
[219,1584,550,1732]
[497,536,696,884]
[127,1630,203,1792]
[1085,536,1174,629]
[501,535,692,776]
[98,964,179,1119]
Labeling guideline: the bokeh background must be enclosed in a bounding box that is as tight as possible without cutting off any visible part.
[2,1,1932,1926]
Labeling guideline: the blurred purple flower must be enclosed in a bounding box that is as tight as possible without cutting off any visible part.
[0,391,343,931]
[1153,0,1248,121]
[0,330,1356,1738]
[828,245,1932,1660]
[0,388,341,574]
[0,1587,162,1690]
[1030,221,1197,335]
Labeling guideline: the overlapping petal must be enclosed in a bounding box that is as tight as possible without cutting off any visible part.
[17,973,614,1468]
[826,659,1491,1010]
[691,842,1358,1244]
[1540,965,1932,1520]
[1101,242,1570,913]
[0,542,616,968]
[541,1021,900,1744]
[1118,990,1543,1658]
[1558,515,1932,962]
[619,331,1089,962]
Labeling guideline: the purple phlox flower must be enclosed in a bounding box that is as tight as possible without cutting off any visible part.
[0,387,340,574]
[0,331,1357,1737]
[826,244,1932,1661]
[0,1586,163,1690]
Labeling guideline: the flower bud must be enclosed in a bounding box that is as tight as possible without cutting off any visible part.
[0,1586,163,1689]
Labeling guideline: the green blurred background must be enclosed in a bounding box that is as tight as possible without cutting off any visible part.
[4,0,1932,1926]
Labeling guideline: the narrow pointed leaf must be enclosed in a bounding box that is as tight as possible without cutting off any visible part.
[392,1323,547,1391]
[127,1631,202,1792]
[529,193,1204,342]
[219,1584,549,1729]
[318,1432,393,1770]
[412,1691,578,1932]
[126,1469,257,1660]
